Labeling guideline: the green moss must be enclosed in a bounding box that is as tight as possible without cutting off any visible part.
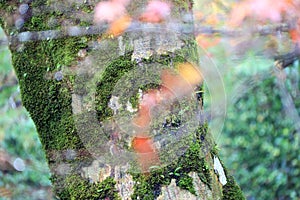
[0,0,92,32]
[57,175,120,200]
[197,159,211,187]
[23,9,65,31]
[11,36,88,150]
[129,94,139,109]
[24,15,50,31]
[177,137,212,190]
[94,177,121,200]
[215,156,245,200]
[171,0,193,11]
[30,0,47,8]
[211,145,220,155]
[143,53,186,65]
[0,17,3,29]
[131,175,158,200]
[0,0,16,12]
[0,0,8,10]
[79,20,92,27]
[95,52,189,121]
[222,175,245,200]
[95,52,136,120]
[131,124,213,198]
[177,174,197,195]
[79,4,94,13]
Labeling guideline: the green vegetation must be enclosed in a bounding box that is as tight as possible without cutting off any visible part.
[95,53,188,121]
[221,63,300,199]
[11,37,88,151]
[0,29,52,199]
[131,125,244,199]
[61,175,120,200]
[131,141,209,199]
[95,53,137,120]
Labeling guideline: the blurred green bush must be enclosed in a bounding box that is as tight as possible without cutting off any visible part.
[220,62,300,199]
[0,29,53,200]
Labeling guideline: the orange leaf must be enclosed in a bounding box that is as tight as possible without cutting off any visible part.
[132,136,159,172]
[161,68,193,98]
[107,15,132,37]
[196,34,220,49]
[229,0,292,26]
[289,19,300,45]
[132,105,151,128]
[139,0,171,23]
[178,63,202,86]
[132,136,155,153]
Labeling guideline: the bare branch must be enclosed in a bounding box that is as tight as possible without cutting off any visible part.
[0,22,291,47]
[275,46,300,69]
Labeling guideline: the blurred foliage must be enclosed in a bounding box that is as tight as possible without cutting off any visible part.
[0,29,53,200]
[220,59,300,200]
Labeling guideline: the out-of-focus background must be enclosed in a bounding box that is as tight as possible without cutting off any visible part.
[218,57,300,199]
[0,28,53,199]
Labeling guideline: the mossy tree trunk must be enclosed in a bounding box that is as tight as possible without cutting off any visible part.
[0,0,244,199]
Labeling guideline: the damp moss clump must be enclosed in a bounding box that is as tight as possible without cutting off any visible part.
[56,175,120,200]
[218,156,245,200]
[131,124,213,198]
[222,174,245,200]
[95,52,137,120]
[176,174,197,195]
[11,36,88,150]
[95,52,188,121]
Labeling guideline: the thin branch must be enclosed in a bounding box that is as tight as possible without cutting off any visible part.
[0,22,291,47]
[0,21,298,69]
[274,46,300,69]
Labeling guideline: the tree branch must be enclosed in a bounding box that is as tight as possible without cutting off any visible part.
[274,46,300,69]
[0,22,291,47]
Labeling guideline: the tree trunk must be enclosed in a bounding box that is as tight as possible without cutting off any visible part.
[0,1,244,199]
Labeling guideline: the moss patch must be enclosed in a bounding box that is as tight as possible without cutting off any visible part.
[11,37,88,150]
[222,174,245,200]
[93,49,214,198]
[56,175,120,200]
[0,1,17,34]
[95,52,136,120]
[219,156,245,200]
[176,174,197,195]
[95,52,188,121]
[131,125,213,198]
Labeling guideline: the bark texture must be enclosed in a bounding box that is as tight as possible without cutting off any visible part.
[0,0,244,199]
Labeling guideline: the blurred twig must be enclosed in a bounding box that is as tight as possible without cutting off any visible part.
[0,22,291,47]
[274,46,300,69]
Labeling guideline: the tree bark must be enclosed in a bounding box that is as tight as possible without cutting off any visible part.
[0,0,244,199]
